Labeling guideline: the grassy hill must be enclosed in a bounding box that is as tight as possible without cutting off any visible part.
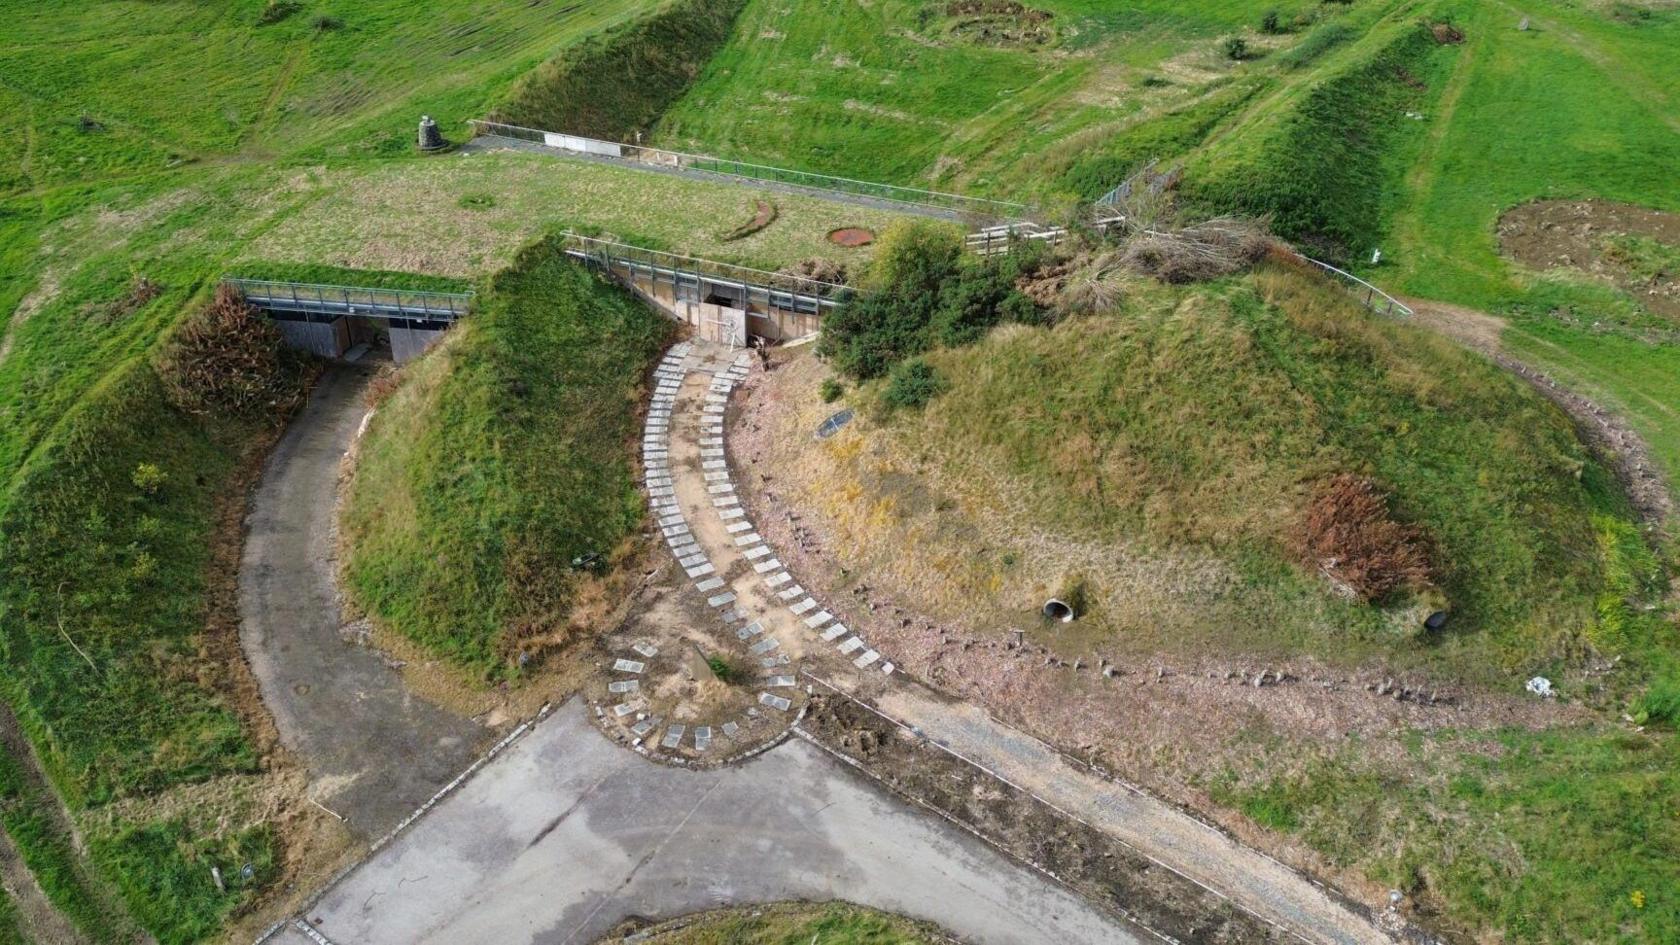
[0,0,665,190]
[341,238,673,677]
[775,254,1675,942]
[653,0,1300,191]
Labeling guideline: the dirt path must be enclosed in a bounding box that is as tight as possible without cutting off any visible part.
[1406,298,1673,523]
[237,364,485,837]
[0,825,86,945]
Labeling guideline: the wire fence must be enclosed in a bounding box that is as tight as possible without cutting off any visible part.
[470,120,1027,221]
[226,279,474,322]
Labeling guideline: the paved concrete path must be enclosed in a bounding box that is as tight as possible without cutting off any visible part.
[270,702,1142,945]
[239,365,482,836]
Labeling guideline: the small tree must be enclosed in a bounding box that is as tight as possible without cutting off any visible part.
[1261,10,1283,33]
[1224,36,1250,60]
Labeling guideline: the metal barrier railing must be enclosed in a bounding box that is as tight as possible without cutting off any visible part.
[561,234,851,316]
[226,279,474,322]
[470,119,1027,221]
[1277,252,1413,318]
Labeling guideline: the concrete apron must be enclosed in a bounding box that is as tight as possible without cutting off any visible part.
[268,700,1146,945]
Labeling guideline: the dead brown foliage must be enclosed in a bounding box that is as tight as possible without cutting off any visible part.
[777,257,850,287]
[1298,474,1433,602]
[363,362,404,408]
[156,283,310,419]
[1431,23,1465,45]
[1122,217,1272,284]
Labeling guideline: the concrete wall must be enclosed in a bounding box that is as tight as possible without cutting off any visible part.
[274,316,350,360]
[622,270,814,346]
[390,326,447,364]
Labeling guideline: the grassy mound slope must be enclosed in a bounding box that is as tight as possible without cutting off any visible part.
[783,265,1675,943]
[491,0,747,142]
[817,265,1643,681]
[1183,18,1457,262]
[0,314,310,942]
[654,0,1289,189]
[342,238,673,677]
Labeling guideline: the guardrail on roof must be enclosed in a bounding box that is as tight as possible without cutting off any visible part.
[470,120,1028,222]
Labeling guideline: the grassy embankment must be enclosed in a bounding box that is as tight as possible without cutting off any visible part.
[597,902,947,945]
[655,0,1327,192]
[0,1,704,940]
[340,237,674,678]
[491,0,747,142]
[809,243,1676,941]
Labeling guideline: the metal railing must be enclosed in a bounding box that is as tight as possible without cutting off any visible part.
[227,279,474,323]
[965,214,1128,256]
[470,120,1027,221]
[561,233,851,316]
[1278,252,1413,318]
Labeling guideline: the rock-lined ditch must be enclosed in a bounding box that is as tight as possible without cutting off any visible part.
[799,692,1289,944]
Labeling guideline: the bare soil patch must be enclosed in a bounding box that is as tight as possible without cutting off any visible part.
[718,198,778,243]
[827,227,876,248]
[1499,198,1680,320]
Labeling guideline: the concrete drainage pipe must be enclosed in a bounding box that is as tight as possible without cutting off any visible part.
[1042,599,1075,623]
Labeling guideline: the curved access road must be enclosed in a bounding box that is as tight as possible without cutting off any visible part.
[239,364,483,836]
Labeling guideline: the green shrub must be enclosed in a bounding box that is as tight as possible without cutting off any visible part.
[883,358,944,411]
[819,377,845,403]
[1223,36,1250,60]
[821,223,1047,379]
[1261,10,1284,34]
[1632,674,1680,727]
[130,462,167,495]
[256,1,301,26]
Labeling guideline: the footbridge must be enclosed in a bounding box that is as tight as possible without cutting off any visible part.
[226,279,474,363]
[561,234,850,346]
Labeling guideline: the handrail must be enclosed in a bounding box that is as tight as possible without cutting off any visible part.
[225,278,475,320]
[470,119,1027,221]
[1277,251,1413,318]
[560,234,850,301]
